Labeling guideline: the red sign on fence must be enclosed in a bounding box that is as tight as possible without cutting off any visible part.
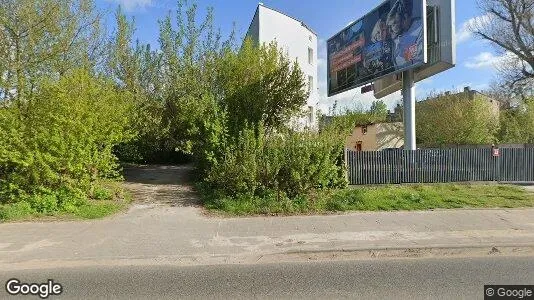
[492,148,500,157]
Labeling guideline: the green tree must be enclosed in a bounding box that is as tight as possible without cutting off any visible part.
[0,69,134,202]
[108,8,169,162]
[0,0,105,103]
[154,0,231,169]
[152,0,308,171]
[217,38,309,136]
[416,92,500,146]
[499,99,534,143]
[369,100,388,119]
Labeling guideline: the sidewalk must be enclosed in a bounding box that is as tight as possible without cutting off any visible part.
[1,204,534,270]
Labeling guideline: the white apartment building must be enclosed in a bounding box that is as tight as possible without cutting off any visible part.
[246,3,319,130]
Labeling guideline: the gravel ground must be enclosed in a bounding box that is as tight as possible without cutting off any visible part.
[121,164,199,207]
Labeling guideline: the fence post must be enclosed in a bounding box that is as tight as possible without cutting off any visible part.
[344,148,349,184]
[491,145,500,183]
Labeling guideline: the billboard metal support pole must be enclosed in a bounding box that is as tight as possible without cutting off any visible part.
[402,70,416,151]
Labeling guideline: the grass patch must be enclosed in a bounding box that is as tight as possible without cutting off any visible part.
[0,181,131,223]
[201,183,534,216]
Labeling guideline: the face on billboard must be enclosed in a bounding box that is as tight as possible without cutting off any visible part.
[327,0,426,97]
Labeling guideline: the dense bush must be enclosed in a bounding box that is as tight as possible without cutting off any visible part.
[217,39,309,136]
[0,1,353,220]
[416,92,500,146]
[0,69,134,218]
[203,125,347,201]
[498,98,534,143]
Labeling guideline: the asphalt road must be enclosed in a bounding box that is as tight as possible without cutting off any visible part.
[1,256,533,300]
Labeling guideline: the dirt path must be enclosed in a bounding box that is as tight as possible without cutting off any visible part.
[122,164,200,207]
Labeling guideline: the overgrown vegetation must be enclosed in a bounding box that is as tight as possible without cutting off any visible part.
[203,184,534,216]
[1,0,533,220]
[0,0,348,220]
[0,70,133,221]
[202,126,347,200]
[499,99,534,143]
[413,91,534,146]
[416,91,500,146]
[319,100,389,135]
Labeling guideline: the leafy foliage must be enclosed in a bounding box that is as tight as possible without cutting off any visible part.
[0,0,383,220]
[107,8,171,163]
[320,107,387,136]
[416,92,500,146]
[203,126,347,200]
[0,0,105,103]
[499,98,534,143]
[369,100,388,119]
[217,39,309,136]
[0,69,134,217]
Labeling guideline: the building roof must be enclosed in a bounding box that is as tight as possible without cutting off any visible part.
[246,3,318,37]
[423,86,496,102]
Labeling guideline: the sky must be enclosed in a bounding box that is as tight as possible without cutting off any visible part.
[95,0,506,113]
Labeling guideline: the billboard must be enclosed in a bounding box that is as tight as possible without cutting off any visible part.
[374,0,456,98]
[327,0,427,97]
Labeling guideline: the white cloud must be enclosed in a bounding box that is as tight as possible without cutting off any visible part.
[106,0,153,11]
[464,51,516,69]
[465,52,499,69]
[456,14,491,44]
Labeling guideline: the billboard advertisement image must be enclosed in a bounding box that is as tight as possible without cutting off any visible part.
[328,0,427,96]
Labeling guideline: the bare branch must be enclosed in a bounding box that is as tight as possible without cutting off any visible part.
[472,0,534,89]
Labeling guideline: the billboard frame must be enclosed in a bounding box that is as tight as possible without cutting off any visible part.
[327,0,428,97]
[373,0,456,99]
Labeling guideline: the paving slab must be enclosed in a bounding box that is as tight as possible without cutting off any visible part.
[2,165,534,270]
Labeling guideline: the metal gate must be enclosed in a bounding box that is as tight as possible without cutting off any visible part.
[346,148,534,185]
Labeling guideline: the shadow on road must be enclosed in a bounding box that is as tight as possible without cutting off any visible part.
[122,164,200,207]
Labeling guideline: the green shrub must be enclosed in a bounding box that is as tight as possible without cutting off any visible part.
[274,131,347,197]
[0,185,128,221]
[204,125,347,200]
[205,127,260,196]
[92,186,113,201]
[0,201,35,221]
[27,192,58,214]
[57,187,87,213]
[0,69,134,215]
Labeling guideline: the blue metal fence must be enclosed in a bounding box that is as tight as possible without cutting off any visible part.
[346,148,534,185]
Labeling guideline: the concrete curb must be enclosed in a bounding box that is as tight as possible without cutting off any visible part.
[270,243,534,262]
[3,243,534,271]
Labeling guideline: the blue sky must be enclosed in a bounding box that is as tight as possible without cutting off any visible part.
[96,0,505,113]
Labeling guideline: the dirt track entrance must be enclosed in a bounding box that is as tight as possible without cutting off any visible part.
[122,164,199,207]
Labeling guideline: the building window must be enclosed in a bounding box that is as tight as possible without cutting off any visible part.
[308,106,314,125]
[308,47,313,65]
[309,35,312,41]
[362,125,368,135]
[308,76,313,93]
